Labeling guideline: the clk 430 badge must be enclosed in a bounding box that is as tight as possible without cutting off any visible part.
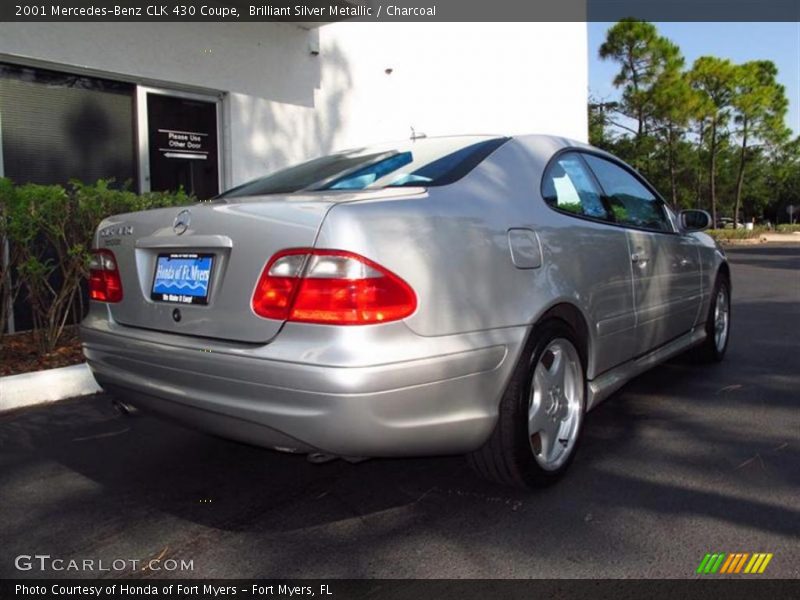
[99,224,134,238]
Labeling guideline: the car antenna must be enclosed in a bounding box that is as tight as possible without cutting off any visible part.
[410,126,427,141]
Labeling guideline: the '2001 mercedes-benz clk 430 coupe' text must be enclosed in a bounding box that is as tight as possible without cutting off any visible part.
[81,135,730,488]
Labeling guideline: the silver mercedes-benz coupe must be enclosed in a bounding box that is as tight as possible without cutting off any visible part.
[81,135,730,488]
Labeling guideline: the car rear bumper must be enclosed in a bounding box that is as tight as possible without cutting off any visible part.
[81,309,527,457]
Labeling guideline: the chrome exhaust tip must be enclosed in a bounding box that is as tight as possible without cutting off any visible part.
[307,452,337,464]
[306,453,369,464]
[112,399,139,416]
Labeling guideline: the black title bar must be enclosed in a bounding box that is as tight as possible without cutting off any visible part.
[2,0,800,22]
[3,579,800,600]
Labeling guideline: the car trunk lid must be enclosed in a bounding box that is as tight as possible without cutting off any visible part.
[95,189,420,344]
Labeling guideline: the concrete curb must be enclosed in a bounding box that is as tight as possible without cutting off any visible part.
[715,233,800,246]
[0,363,101,413]
[762,232,800,243]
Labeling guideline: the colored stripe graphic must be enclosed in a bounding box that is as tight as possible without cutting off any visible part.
[697,554,712,574]
[734,553,749,573]
[698,553,727,574]
[745,554,762,573]
[710,553,726,573]
[744,553,774,574]
[720,554,736,573]
[758,554,773,573]
[700,552,772,575]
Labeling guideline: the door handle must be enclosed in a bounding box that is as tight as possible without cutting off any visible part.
[631,252,649,263]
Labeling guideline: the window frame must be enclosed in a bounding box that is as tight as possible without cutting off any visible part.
[578,150,678,235]
[539,151,616,225]
[137,85,224,196]
[539,147,678,235]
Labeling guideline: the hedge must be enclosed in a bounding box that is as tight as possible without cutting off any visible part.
[706,227,765,241]
[0,178,193,354]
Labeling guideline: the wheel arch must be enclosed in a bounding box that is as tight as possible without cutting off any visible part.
[717,260,731,287]
[530,302,593,377]
[468,301,592,487]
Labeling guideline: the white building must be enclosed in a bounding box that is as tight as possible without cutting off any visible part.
[0,21,587,196]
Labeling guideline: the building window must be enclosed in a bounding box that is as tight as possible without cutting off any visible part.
[0,63,136,189]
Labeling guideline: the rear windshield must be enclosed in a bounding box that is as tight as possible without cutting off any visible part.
[218,136,509,198]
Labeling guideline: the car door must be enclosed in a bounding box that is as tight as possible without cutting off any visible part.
[582,154,702,355]
[540,152,638,374]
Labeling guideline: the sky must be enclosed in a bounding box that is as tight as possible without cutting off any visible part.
[588,22,800,134]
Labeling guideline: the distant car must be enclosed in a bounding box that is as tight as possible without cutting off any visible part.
[81,135,731,488]
[715,217,736,229]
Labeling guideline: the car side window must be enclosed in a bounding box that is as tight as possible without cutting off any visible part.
[541,153,610,221]
[582,154,673,233]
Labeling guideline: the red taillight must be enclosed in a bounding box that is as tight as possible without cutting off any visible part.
[251,249,417,325]
[88,249,123,303]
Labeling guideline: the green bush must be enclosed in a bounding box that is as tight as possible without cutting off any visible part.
[775,224,800,233]
[706,227,765,241]
[0,178,193,353]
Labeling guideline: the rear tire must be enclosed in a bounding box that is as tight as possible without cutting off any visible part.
[694,273,731,363]
[467,320,586,488]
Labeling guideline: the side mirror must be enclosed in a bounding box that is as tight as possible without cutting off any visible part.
[679,209,711,232]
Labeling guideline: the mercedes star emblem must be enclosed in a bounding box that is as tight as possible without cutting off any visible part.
[173,209,191,235]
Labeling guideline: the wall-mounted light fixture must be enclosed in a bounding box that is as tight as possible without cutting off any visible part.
[308,36,320,56]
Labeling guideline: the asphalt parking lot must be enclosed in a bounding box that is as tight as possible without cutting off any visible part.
[1,244,798,579]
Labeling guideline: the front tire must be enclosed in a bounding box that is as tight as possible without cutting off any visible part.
[467,320,586,488]
[695,274,731,362]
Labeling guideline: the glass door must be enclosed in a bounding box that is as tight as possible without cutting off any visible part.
[143,91,220,200]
